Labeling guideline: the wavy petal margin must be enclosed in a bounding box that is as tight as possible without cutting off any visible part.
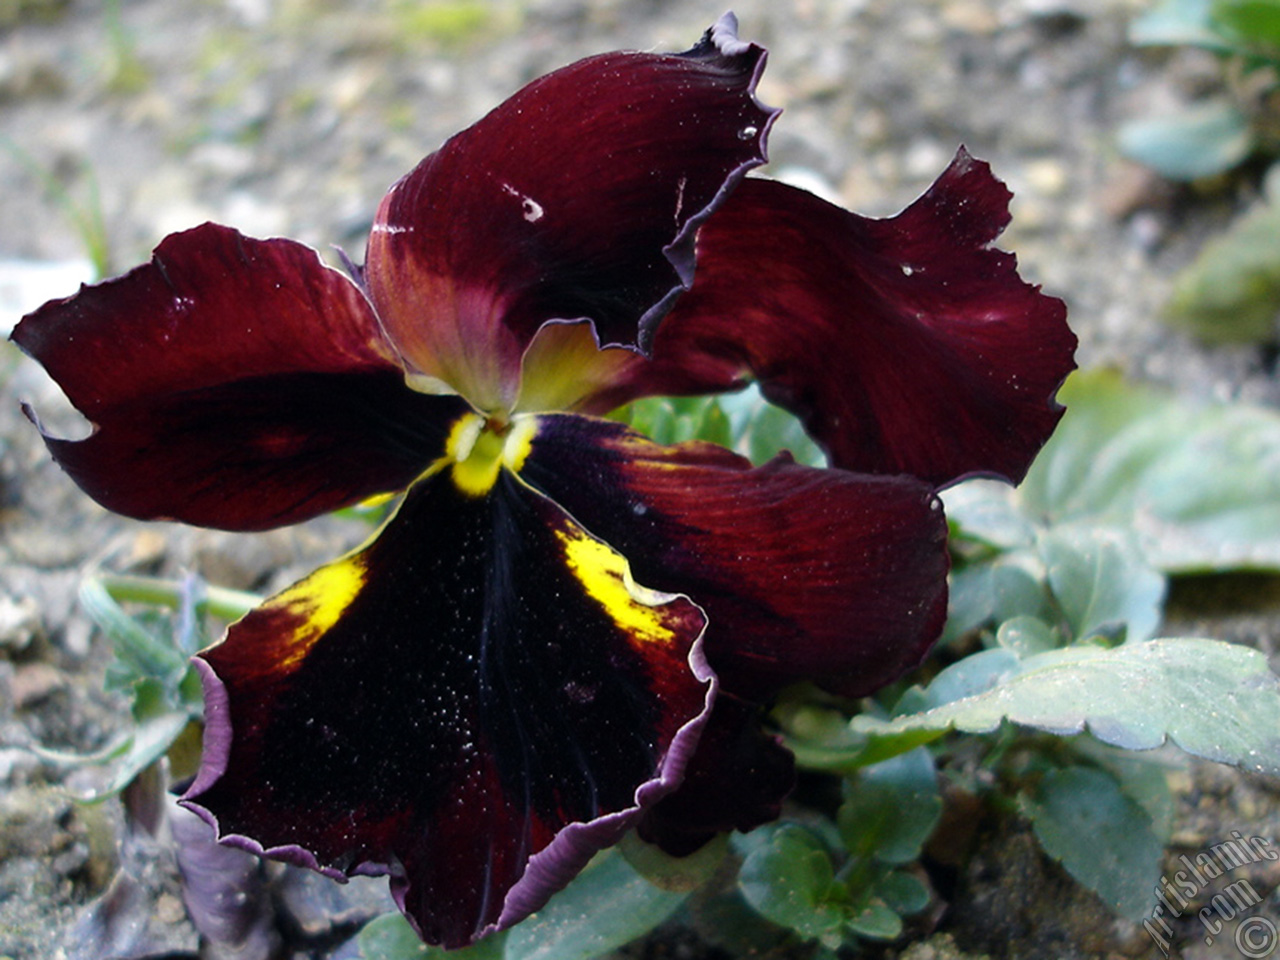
[364,13,778,412]
[637,697,795,856]
[182,465,713,948]
[12,223,466,530]
[588,151,1077,487]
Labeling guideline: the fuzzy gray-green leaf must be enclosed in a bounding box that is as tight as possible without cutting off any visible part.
[852,639,1280,774]
[1022,766,1162,921]
[970,370,1280,573]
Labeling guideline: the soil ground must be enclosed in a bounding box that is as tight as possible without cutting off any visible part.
[3,1,1280,958]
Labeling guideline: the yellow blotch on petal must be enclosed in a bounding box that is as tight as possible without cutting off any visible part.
[270,557,368,668]
[447,412,537,497]
[557,527,684,647]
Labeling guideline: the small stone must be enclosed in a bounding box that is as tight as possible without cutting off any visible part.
[1024,158,1068,198]
[154,892,186,925]
[11,662,66,708]
[0,594,40,651]
[0,49,67,102]
[903,139,954,181]
[941,0,1001,35]
[900,932,994,959]
[0,747,40,783]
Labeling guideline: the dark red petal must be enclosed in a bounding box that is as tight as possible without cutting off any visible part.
[590,151,1077,487]
[520,415,950,699]
[363,14,776,411]
[637,698,795,857]
[11,223,463,531]
[183,467,712,948]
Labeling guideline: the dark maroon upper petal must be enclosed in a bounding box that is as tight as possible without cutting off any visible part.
[183,464,712,948]
[363,13,777,412]
[520,414,950,700]
[11,223,466,531]
[586,150,1077,488]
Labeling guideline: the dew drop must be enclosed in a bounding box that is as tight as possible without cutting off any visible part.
[738,125,758,140]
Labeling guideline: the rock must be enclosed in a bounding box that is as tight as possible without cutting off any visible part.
[0,593,40,652]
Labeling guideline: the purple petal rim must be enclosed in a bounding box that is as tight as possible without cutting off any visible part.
[180,599,719,932]
[180,658,363,884]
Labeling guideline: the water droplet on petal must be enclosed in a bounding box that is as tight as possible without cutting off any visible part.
[738,125,758,140]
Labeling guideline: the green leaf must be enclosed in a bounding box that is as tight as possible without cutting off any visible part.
[1117,99,1254,181]
[942,555,1049,647]
[775,702,883,773]
[922,648,1022,708]
[30,731,133,767]
[685,886,794,958]
[358,912,506,959]
[357,838,694,960]
[947,523,1167,650]
[1071,737,1180,843]
[618,831,727,893]
[1037,528,1166,644]
[941,556,1050,645]
[1166,193,1280,343]
[79,578,187,682]
[1021,766,1163,921]
[851,639,1280,773]
[994,616,1060,657]
[94,572,262,622]
[838,748,942,866]
[782,650,1024,773]
[740,396,826,468]
[738,825,847,944]
[87,709,192,802]
[876,871,930,917]
[994,370,1280,572]
[618,385,826,467]
[944,479,1036,551]
[504,848,687,960]
[1212,0,1280,53]
[697,399,733,449]
[358,912,429,958]
[844,900,902,940]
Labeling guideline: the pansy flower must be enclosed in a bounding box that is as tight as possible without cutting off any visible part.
[12,14,1075,950]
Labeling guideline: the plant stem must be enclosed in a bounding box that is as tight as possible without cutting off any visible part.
[97,574,262,621]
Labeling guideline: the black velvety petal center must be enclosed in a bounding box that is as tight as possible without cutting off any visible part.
[184,464,711,948]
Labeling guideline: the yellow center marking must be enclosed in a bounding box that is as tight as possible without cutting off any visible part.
[447,412,537,497]
[557,528,679,647]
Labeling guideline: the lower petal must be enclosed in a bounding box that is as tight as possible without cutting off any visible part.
[182,466,712,948]
[637,697,795,857]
